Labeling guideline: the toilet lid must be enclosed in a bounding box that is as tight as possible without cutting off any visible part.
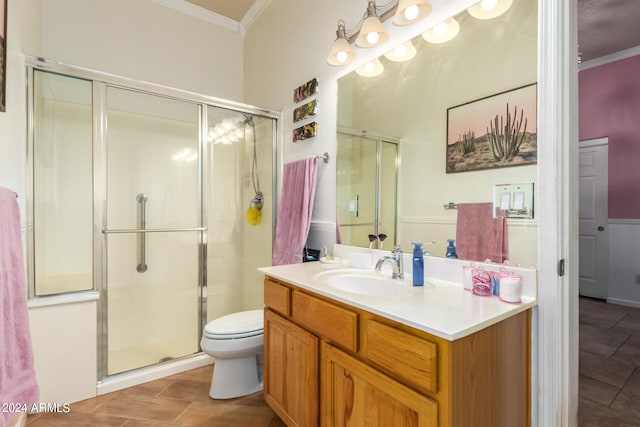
[204,309,264,339]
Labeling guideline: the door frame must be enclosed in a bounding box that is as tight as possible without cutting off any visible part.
[537,0,579,425]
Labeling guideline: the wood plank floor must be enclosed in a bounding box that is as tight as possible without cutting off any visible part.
[26,365,286,427]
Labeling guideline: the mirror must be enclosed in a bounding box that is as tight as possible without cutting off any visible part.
[337,0,538,266]
[336,129,398,249]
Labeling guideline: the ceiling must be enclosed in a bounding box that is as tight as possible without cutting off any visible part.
[185,0,640,63]
[184,0,256,22]
[578,0,640,62]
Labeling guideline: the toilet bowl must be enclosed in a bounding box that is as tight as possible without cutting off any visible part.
[200,309,264,399]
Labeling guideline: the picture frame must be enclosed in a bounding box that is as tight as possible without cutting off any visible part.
[293,78,318,103]
[293,99,317,123]
[292,121,317,142]
[446,83,537,173]
[1,0,6,112]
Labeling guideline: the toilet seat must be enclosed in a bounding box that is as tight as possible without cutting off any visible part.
[204,309,264,340]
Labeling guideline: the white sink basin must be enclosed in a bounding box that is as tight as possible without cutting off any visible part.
[315,269,413,297]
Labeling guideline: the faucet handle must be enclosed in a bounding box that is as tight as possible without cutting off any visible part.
[391,245,402,257]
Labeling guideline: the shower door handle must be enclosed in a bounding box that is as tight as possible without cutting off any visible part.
[136,194,148,273]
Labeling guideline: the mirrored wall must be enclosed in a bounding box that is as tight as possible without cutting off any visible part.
[337,0,538,266]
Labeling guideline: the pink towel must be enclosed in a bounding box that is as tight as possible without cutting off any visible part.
[272,157,318,265]
[455,202,508,263]
[0,188,39,425]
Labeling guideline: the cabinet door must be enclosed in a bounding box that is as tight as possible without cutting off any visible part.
[264,309,319,427]
[321,342,438,427]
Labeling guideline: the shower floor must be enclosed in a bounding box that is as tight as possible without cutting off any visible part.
[108,335,199,375]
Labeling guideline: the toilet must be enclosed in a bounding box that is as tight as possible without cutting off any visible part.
[200,309,264,399]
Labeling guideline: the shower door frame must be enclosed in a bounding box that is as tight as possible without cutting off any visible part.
[96,83,207,378]
[25,56,281,385]
[336,126,400,247]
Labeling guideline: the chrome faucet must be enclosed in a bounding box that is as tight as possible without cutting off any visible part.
[375,245,404,279]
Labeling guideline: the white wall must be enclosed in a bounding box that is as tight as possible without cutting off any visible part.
[0,0,41,205]
[40,0,243,101]
[28,300,97,405]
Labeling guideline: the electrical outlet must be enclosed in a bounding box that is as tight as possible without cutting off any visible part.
[635,275,640,285]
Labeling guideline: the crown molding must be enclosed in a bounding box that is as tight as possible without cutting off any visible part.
[152,0,240,33]
[239,0,271,38]
[579,45,640,71]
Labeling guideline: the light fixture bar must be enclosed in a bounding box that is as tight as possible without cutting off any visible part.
[345,2,399,44]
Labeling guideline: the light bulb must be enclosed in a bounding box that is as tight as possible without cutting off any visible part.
[404,5,420,21]
[366,31,380,45]
[434,22,448,37]
[481,0,498,10]
[395,44,407,58]
[364,62,375,74]
[336,51,348,64]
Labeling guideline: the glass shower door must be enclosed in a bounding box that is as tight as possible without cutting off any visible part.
[103,87,202,375]
[336,133,379,247]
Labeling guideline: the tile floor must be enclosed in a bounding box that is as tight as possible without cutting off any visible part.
[26,365,286,427]
[24,298,640,426]
[579,297,640,426]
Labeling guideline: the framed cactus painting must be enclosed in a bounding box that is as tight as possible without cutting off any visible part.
[446,83,537,173]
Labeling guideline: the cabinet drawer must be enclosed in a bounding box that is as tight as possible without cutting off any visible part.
[365,319,438,394]
[264,278,291,316]
[292,290,358,352]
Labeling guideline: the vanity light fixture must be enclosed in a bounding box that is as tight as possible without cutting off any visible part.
[467,0,513,20]
[384,40,417,62]
[327,20,357,65]
[421,17,460,44]
[326,0,431,66]
[393,0,432,26]
[355,1,389,48]
[355,57,385,77]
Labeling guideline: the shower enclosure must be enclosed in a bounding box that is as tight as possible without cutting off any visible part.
[27,58,278,382]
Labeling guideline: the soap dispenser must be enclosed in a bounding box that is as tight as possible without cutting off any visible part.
[446,239,458,259]
[411,242,424,286]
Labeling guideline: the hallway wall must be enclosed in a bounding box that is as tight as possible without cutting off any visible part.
[579,54,640,307]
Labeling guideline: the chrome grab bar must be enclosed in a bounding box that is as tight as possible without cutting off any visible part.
[136,193,148,273]
[102,227,206,234]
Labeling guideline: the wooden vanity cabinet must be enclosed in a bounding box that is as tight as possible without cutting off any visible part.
[321,341,438,426]
[264,309,319,427]
[263,276,530,427]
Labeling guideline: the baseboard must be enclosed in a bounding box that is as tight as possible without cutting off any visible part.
[606,297,640,309]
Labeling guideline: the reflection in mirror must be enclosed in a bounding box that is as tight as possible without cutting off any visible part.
[337,0,538,266]
[337,129,398,249]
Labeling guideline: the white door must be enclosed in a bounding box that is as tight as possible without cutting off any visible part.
[579,138,609,299]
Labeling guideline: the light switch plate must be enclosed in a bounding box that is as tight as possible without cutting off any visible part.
[493,182,534,219]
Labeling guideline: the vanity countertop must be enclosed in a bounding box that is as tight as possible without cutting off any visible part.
[258,260,536,341]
